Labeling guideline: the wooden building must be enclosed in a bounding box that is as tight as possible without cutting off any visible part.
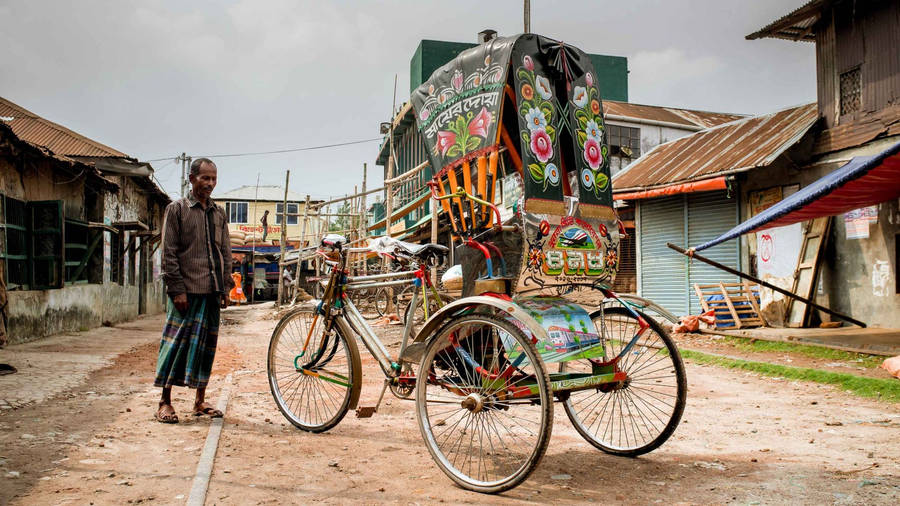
[0,97,169,344]
[617,0,900,331]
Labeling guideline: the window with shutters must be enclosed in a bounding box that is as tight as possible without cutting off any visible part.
[1,195,29,289]
[109,231,123,285]
[28,200,64,290]
[276,203,299,225]
[0,196,104,290]
[226,202,248,224]
[129,235,138,286]
[839,66,861,116]
[63,218,103,285]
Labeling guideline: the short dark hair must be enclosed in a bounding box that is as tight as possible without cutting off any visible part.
[190,157,216,176]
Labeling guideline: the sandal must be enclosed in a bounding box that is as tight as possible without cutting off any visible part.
[193,403,224,418]
[155,402,179,424]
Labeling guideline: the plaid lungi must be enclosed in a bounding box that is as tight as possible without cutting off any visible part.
[154,294,220,389]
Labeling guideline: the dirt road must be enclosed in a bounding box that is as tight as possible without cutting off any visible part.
[1,303,898,504]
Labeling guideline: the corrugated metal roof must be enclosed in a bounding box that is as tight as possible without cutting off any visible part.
[217,185,314,203]
[604,101,745,129]
[613,103,818,192]
[0,96,170,203]
[746,0,825,42]
[0,121,121,192]
[0,96,130,158]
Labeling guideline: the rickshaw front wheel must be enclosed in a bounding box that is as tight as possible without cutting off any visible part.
[267,307,362,432]
[561,307,687,456]
[416,313,553,494]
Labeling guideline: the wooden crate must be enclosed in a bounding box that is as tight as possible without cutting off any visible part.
[693,281,765,329]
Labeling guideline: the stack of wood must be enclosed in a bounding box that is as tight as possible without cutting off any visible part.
[694,281,765,329]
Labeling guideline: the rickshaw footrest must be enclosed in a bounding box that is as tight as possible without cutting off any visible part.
[355,406,377,418]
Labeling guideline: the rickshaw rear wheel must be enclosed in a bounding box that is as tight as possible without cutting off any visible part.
[267,307,362,432]
[561,307,686,456]
[416,313,553,493]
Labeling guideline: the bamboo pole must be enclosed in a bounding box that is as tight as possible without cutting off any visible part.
[385,74,397,238]
[360,163,368,275]
[276,170,290,308]
[352,185,358,242]
[430,194,439,282]
[385,156,394,238]
[291,194,310,303]
[384,160,428,184]
[312,186,383,209]
[666,243,866,328]
[250,174,260,304]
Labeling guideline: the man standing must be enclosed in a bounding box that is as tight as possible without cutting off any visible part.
[281,265,294,304]
[240,255,251,299]
[155,158,233,423]
[260,209,269,242]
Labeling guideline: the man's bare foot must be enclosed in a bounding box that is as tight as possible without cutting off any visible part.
[155,402,179,424]
[193,402,223,418]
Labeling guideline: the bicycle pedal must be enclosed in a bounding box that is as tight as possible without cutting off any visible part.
[355,406,377,418]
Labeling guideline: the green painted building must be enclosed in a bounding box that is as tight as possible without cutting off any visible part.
[409,39,628,101]
[587,54,628,103]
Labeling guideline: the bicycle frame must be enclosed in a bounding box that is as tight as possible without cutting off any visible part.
[305,243,651,402]
[306,247,446,382]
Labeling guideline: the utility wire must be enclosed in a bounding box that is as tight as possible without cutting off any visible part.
[144,137,382,162]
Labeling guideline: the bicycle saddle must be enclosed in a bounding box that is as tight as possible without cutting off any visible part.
[393,240,449,261]
[321,234,347,251]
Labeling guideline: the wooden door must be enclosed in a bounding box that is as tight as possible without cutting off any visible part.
[785,217,832,327]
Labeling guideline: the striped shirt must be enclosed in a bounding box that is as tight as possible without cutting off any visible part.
[161,192,234,297]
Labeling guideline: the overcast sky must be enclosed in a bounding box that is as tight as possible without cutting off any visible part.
[0,0,816,202]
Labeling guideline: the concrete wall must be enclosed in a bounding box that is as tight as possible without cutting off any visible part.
[6,280,165,344]
[823,199,900,328]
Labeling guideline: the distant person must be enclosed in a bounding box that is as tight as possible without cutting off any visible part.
[240,255,252,300]
[155,157,233,423]
[229,272,247,304]
[282,266,294,303]
[261,210,269,242]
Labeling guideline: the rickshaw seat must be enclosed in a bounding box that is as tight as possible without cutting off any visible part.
[321,234,348,251]
[393,240,449,262]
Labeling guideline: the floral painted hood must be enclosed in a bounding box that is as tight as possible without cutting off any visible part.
[410,34,614,220]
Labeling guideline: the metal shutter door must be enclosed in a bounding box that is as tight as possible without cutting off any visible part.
[639,196,688,316]
[686,191,740,315]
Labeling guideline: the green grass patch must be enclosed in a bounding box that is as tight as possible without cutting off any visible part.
[681,349,900,403]
[718,337,883,369]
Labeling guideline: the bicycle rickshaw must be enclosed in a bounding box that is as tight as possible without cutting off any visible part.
[268,33,686,493]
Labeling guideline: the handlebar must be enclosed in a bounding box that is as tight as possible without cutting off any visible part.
[427,181,503,230]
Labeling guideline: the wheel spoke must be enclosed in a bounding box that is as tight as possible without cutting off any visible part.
[268,309,355,432]
[417,315,551,493]
[562,307,685,456]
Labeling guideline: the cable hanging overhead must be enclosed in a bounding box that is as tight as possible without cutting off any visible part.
[144,137,382,162]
